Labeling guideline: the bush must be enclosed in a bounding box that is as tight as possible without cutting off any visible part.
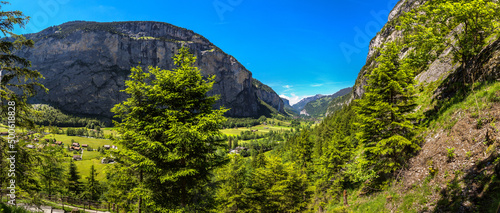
[447,148,456,161]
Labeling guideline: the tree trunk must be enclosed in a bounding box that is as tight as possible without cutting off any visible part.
[138,171,142,213]
[343,190,349,206]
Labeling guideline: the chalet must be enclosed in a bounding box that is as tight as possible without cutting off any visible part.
[229,146,248,154]
[101,158,115,164]
[0,132,8,136]
[55,141,63,145]
[251,129,258,132]
[73,146,81,151]
[103,145,111,149]
[72,142,80,147]
[73,155,82,161]
[81,144,88,147]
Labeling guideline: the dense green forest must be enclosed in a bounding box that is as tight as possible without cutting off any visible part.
[1,0,500,212]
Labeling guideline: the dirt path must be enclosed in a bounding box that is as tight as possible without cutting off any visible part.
[19,203,110,213]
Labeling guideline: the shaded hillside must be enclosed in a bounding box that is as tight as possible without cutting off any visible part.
[19,21,284,118]
[302,87,352,118]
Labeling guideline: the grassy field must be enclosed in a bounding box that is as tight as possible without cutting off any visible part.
[221,124,293,136]
[44,133,114,148]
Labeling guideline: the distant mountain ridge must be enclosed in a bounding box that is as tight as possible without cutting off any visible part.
[291,94,326,112]
[301,87,352,117]
[17,21,285,118]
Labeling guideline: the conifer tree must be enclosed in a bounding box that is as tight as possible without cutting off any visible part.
[111,46,227,211]
[67,161,82,196]
[355,42,420,176]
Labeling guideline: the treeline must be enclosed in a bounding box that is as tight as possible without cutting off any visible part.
[32,104,106,127]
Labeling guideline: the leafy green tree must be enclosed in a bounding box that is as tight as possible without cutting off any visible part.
[354,42,420,179]
[215,154,251,212]
[111,46,228,211]
[38,146,66,196]
[248,155,310,212]
[399,0,500,80]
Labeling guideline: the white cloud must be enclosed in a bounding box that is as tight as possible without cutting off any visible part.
[283,85,292,89]
[311,84,323,87]
[280,93,309,105]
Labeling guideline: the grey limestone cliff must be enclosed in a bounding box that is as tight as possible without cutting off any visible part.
[20,21,284,118]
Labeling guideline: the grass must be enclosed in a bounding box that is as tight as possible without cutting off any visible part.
[221,124,293,136]
[326,181,434,213]
[44,133,114,149]
[74,158,109,181]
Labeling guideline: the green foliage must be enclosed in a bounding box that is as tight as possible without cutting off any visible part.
[111,46,227,211]
[399,0,500,77]
[354,42,420,179]
[446,148,456,161]
[0,1,47,129]
[82,164,103,201]
[67,161,83,196]
[32,104,105,127]
[247,155,310,212]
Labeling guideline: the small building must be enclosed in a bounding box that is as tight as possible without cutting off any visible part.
[111,145,118,149]
[0,132,8,136]
[55,141,63,145]
[73,146,81,151]
[72,142,80,147]
[73,155,82,161]
[103,145,111,149]
[251,129,258,132]
[26,144,35,149]
[81,144,88,147]
[101,158,115,164]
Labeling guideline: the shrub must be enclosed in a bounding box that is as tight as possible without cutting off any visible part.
[447,148,456,161]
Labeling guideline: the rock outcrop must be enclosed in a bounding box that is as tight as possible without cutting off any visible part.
[20,21,284,118]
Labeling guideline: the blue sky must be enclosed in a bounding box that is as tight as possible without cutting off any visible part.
[7,0,398,105]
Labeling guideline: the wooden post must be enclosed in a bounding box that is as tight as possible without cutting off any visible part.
[343,190,349,206]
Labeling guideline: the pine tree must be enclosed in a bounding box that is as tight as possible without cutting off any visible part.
[83,165,101,201]
[111,46,228,211]
[67,161,82,196]
[355,42,420,177]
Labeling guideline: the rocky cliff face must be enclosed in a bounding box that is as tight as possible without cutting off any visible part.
[20,21,284,118]
[352,0,423,100]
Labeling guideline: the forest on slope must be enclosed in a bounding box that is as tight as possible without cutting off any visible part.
[1,0,500,212]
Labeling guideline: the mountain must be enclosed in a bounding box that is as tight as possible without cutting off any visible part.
[19,21,285,118]
[291,94,325,112]
[280,97,299,116]
[321,0,500,211]
[302,87,352,118]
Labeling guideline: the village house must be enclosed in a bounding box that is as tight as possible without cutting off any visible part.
[81,144,88,147]
[103,145,111,149]
[72,142,80,147]
[73,155,82,161]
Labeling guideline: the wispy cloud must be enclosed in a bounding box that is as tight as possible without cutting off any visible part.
[283,85,292,89]
[311,84,323,87]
